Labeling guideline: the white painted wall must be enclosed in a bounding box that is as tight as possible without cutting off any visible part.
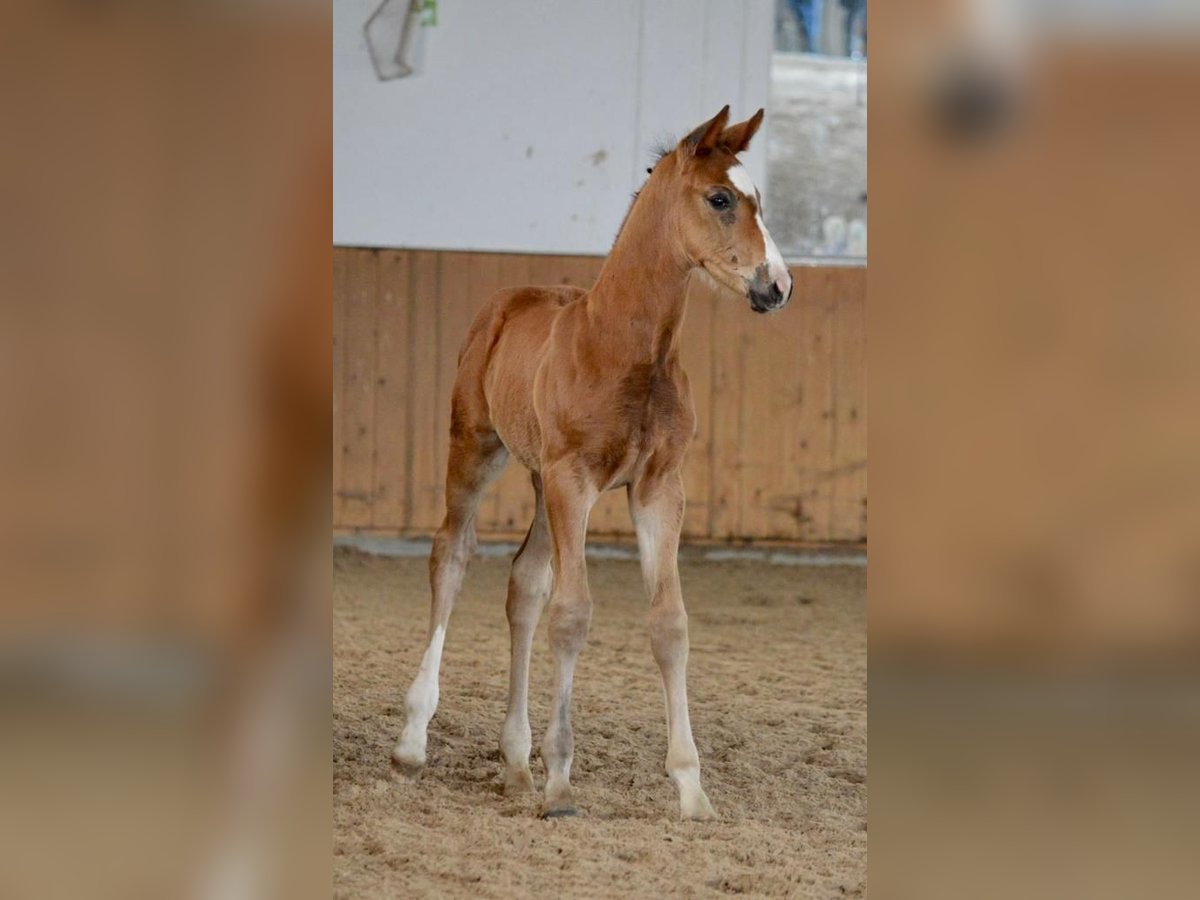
[334,0,774,254]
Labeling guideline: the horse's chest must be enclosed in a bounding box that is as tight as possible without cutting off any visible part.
[591,369,694,487]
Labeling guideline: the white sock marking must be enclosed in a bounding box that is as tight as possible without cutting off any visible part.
[407,624,445,721]
[634,510,661,595]
[394,625,445,764]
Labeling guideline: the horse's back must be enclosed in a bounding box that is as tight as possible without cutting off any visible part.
[454,284,584,469]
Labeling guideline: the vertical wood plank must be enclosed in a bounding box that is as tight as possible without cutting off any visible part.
[708,277,744,539]
[830,268,867,540]
[340,249,378,527]
[737,276,802,539]
[332,249,347,527]
[783,266,837,541]
[527,253,570,290]
[589,492,631,538]
[528,254,603,291]
[561,255,592,289]
[371,250,411,530]
[496,251,534,291]
[574,255,606,291]
[409,249,442,531]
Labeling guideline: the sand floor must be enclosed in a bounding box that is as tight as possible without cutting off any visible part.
[334,547,866,898]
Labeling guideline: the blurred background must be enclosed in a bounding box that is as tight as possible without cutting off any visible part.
[0,2,330,898]
[870,0,1200,897]
[15,0,1200,896]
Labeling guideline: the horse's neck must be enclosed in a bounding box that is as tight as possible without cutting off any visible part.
[585,189,690,365]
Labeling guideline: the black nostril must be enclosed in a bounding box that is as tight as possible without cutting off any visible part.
[769,282,783,304]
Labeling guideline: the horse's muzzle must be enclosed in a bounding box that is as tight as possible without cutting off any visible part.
[748,273,792,313]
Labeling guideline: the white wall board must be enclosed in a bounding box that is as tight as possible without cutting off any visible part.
[334,0,773,253]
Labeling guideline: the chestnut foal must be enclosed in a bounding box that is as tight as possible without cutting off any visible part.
[392,106,792,820]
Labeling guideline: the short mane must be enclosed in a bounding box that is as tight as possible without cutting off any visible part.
[611,140,678,248]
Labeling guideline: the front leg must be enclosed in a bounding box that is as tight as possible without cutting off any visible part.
[538,463,598,817]
[630,472,716,821]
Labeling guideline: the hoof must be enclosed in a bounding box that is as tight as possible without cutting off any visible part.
[541,776,575,818]
[390,749,425,779]
[504,768,537,796]
[681,791,717,822]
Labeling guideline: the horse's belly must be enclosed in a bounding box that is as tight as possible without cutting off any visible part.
[494,408,542,471]
[485,347,545,472]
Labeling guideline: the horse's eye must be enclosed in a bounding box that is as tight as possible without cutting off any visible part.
[708,194,731,211]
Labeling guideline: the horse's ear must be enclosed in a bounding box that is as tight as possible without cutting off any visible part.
[681,105,731,158]
[720,108,764,154]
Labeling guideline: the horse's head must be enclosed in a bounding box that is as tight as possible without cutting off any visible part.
[653,105,793,313]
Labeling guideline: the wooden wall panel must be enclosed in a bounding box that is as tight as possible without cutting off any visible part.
[830,273,867,540]
[796,269,838,541]
[372,250,410,529]
[332,247,866,545]
[408,251,442,529]
[332,251,347,525]
[709,282,744,539]
[338,249,378,527]
[431,252,470,526]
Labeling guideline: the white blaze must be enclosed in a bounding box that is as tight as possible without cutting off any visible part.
[727,164,790,295]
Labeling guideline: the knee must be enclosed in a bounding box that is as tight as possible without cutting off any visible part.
[512,547,551,592]
[648,603,688,655]
[430,518,475,574]
[506,576,543,628]
[548,595,591,647]
[505,585,529,627]
[507,556,551,624]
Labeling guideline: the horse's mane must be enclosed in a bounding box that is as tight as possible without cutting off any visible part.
[650,138,675,163]
[611,138,677,248]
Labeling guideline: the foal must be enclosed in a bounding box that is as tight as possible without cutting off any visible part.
[392,106,792,820]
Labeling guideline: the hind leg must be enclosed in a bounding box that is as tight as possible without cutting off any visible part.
[500,473,552,795]
[392,428,507,775]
